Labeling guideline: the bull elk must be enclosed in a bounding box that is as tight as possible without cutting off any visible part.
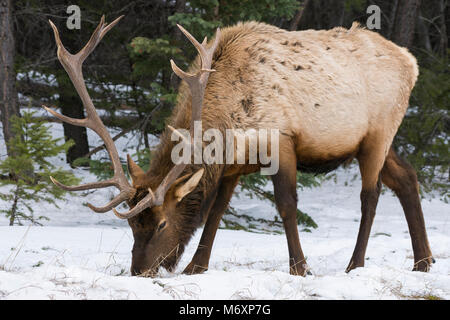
[44,16,434,277]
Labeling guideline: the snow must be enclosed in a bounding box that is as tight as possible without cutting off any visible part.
[0,112,449,300]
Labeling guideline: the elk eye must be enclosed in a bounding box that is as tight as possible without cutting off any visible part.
[157,221,167,231]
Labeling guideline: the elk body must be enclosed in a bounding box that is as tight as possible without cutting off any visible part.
[46,17,434,277]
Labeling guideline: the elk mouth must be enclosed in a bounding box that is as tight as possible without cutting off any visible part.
[132,244,183,277]
[131,258,163,277]
[132,260,178,278]
[134,267,159,278]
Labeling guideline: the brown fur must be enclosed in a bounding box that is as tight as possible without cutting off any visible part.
[128,22,432,276]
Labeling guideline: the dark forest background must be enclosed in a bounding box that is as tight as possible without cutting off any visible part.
[1,0,448,204]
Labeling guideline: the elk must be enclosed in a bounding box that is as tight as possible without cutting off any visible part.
[45,16,434,277]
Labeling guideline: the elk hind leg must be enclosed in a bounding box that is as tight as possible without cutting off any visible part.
[381,147,433,272]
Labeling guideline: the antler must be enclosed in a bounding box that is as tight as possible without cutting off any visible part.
[47,18,220,219]
[112,25,221,219]
[43,15,137,213]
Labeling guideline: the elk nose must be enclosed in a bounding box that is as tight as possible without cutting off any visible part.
[130,266,141,276]
[130,258,144,276]
[131,247,146,276]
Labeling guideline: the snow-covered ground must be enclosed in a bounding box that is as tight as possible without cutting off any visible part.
[0,112,449,300]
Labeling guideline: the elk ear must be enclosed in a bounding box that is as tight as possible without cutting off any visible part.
[127,154,145,182]
[173,168,205,202]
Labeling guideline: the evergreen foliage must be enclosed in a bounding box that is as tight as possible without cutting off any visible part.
[396,53,449,198]
[0,111,80,225]
[238,172,320,229]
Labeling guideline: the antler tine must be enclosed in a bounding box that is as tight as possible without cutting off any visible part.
[48,19,65,56]
[48,16,124,119]
[112,162,187,219]
[154,163,187,201]
[112,189,155,219]
[42,105,88,127]
[170,27,220,84]
[167,125,191,145]
[50,176,115,191]
[87,191,131,213]
[170,26,221,126]
[79,15,124,63]
[47,16,136,214]
[176,24,207,61]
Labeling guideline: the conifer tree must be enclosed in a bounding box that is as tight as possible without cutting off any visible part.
[0,111,80,225]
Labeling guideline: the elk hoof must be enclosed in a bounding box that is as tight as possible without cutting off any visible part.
[289,265,310,276]
[412,257,434,272]
[345,260,364,273]
[183,262,208,275]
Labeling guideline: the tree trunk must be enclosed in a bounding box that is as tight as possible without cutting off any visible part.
[326,0,345,28]
[416,14,432,52]
[391,0,421,48]
[438,0,448,57]
[170,0,187,91]
[0,0,20,156]
[299,0,345,30]
[289,0,310,31]
[9,184,19,225]
[56,72,90,165]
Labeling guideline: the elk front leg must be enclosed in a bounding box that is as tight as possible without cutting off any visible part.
[272,140,308,276]
[346,139,385,273]
[183,175,240,275]
[381,147,434,271]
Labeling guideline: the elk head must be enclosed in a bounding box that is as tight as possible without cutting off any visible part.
[44,16,220,276]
